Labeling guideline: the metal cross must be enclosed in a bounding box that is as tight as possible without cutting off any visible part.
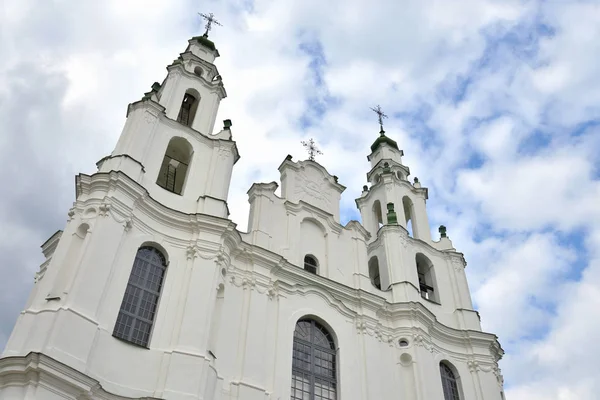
[301,138,323,161]
[199,12,222,37]
[370,105,388,133]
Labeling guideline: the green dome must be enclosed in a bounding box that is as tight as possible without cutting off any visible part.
[191,34,216,51]
[370,132,399,153]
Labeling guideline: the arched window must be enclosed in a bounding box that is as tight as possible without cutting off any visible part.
[176,90,200,126]
[402,196,415,237]
[113,246,167,347]
[304,255,318,274]
[368,256,381,290]
[440,362,461,400]
[372,200,383,232]
[292,319,337,400]
[156,137,192,195]
[416,253,438,303]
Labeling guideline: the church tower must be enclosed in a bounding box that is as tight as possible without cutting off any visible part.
[1,27,505,400]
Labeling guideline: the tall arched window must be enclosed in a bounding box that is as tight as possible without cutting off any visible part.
[304,255,318,274]
[156,136,192,195]
[176,90,200,126]
[292,319,337,400]
[368,256,381,290]
[113,246,167,347]
[440,362,461,400]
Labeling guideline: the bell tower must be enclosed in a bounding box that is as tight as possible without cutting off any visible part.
[2,29,242,400]
[355,109,479,332]
[97,30,238,218]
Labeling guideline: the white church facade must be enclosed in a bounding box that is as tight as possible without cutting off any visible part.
[0,32,505,400]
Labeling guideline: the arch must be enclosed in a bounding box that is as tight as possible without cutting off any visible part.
[372,200,384,233]
[439,361,463,400]
[416,253,439,303]
[291,318,337,400]
[113,246,168,347]
[368,256,381,290]
[156,136,193,195]
[402,196,415,237]
[304,255,318,274]
[176,88,200,127]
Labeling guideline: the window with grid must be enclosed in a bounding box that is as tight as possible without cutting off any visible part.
[440,362,461,400]
[291,319,337,400]
[304,255,318,274]
[113,246,167,347]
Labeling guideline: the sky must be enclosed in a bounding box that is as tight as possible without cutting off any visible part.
[1,0,599,398]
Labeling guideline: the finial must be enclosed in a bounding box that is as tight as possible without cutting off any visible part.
[301,138,323,161]
[414,177,419,184]
[370,105,388,134]
[199,12,222,37]
[223,119,232,130]
[386,203,398,225]
[363,185,369,192]
[439,225,447,238]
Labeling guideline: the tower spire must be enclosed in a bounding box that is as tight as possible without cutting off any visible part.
[198,12,222,37]
[370,104,388,134]
[301,138,323,161]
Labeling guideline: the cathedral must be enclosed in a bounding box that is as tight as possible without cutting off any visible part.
[0,29,505,400]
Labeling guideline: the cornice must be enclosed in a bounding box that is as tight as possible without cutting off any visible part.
[226,244,501,358]
[366,159,410,182]
[356,176,429,208]
[75,172,240,244]
[166,62,226,99]
[72,172,499,361]
[0,352,162,399]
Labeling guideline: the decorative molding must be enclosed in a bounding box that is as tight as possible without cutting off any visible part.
[144,110,158,124]
[98,202,111,217]
[412,332,435,353]
[0,352,163,400]
[467,358,480,373]
[294,172,332,207]
[123,218,133,232]
[398,230,409,248]
[451,256,465,272]
[217,146,230,160]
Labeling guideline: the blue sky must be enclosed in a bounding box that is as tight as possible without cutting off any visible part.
[1,0,600,399]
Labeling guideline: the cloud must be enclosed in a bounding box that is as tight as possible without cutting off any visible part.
[1,1,599,399]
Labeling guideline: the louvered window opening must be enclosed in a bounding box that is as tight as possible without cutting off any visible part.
[113,247,167,347]
[291,319,337,400]
[177,93,197,126]
[157,155,188,194]
[419,272,434,300]
[440,363,461,400]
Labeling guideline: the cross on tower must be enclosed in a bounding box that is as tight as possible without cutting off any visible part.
[199,12,222,37]
[301,138,323,161]
[370,105,388,133]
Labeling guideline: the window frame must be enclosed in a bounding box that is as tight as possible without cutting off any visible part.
[112,246,167,348]
[304,255,318,274]
[440,362,461,400]
[291,319,337,400]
